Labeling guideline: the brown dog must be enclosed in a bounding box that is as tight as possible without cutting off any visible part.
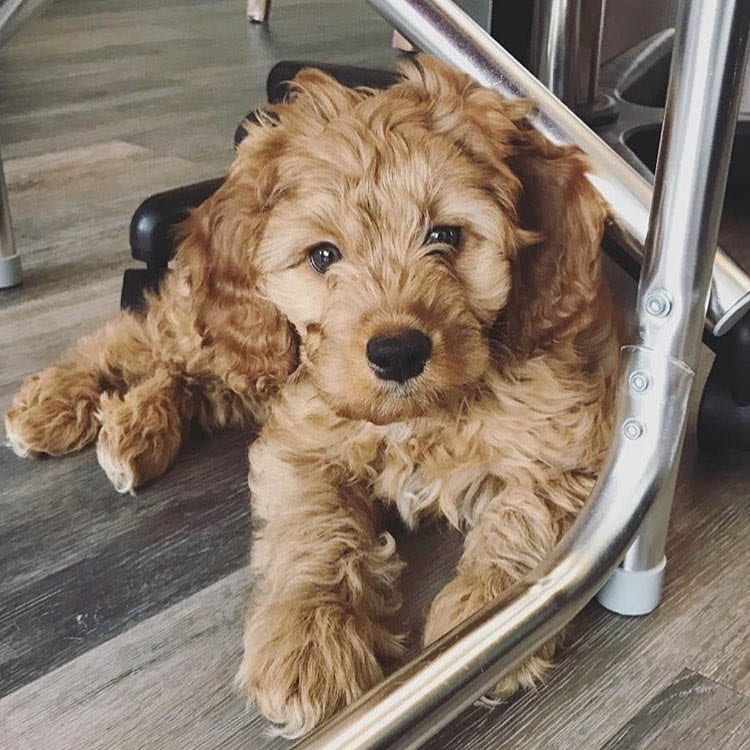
[5,56,619,736]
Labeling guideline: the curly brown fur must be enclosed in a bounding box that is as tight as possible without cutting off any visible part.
[5,56,619,735]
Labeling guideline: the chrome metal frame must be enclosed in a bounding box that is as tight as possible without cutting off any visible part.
[246,0,271,24]
[296,0,750,747]
[603,0,749,603]
[0,144,22,289]
[530,0,607,111]
[0,0,50,48]
[364,0,750,338]
[0,0,44,288]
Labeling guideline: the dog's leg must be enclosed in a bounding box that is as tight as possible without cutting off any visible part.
[6,307,200,492]
[96,368,190,493]
[192,379,266,434]
[237,439,405,738]
[5,311,155,459]
[424,475,591,698]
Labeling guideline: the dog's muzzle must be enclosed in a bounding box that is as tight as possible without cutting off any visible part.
[366,329,432,383]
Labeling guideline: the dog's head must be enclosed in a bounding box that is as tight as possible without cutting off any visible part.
[187,56,609,423]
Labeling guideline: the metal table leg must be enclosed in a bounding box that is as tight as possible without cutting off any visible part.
[598,0,749,615]
[0,0,51,48]
[295,0,750,747]
[530,0,617,124]
[246,0,271,23]
[0,144,22,289]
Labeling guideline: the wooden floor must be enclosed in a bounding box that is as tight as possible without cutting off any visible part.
[1,2,749,749]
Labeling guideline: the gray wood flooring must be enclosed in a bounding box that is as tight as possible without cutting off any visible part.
[1,1,749,749]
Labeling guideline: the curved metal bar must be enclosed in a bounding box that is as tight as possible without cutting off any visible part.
[365,0,750,337]
[297,0,750,747]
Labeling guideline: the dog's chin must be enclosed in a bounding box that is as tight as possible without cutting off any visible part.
[316,377,458,426]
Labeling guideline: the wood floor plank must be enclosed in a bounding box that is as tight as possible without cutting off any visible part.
[0,520,464,750]
[599,669,750,750]
[0,427,255,698]
[0,569,286,750]
[0,0,397,167]
[0,139,214,405]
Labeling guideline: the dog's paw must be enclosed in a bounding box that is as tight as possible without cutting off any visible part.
[5,366,101,458]
[424,575,557,700]
[423,574,486,647]
[482,646,556,701]
[237,600,390,738]
[96,386,182,494]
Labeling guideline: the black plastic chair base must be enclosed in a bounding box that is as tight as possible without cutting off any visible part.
[130,177,224,267]
[122,177,224,314]
[698,312,750,453]
[121,267,169,314]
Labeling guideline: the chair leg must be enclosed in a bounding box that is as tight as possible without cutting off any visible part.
[0,143,22,289]
[246,0,271,24]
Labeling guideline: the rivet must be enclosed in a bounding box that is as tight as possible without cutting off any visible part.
[629,370,652,393]
[623,419,645,440]
[645,291,672,318]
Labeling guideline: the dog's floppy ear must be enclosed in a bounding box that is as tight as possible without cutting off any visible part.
[401,55,609,354]
[172,66,368,399]
[173,131,299,401]
[504,131,609,353]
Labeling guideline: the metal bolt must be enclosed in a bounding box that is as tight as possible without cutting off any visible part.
[629,370,652,393]
[622,419,645,440]
[645,291,672,318]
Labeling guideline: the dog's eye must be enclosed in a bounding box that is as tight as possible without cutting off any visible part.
[308,243,342,274]
[425,226,462,251]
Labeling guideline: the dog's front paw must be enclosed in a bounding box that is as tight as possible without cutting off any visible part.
[96,385,182,494]
[424,573,501,649]
[5,366,101,458]
[238,600,389,738]
[483,644,556,700]
[424,576,557,700]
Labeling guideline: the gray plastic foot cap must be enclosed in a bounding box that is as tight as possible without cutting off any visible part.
[596,556,666,616]
[0,253,22,288]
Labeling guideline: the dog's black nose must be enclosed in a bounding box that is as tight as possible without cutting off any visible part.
[366,329,432,382]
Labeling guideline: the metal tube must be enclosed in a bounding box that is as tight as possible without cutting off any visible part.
[616,0,750,577]
[296,0,749,747]
[531,0,607,111]
[636,2,749,365]
[364,0,750,337]
[0,144,22,289]
[246,0,271,24]
[1,0,51,288]
[0,0,51,48]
